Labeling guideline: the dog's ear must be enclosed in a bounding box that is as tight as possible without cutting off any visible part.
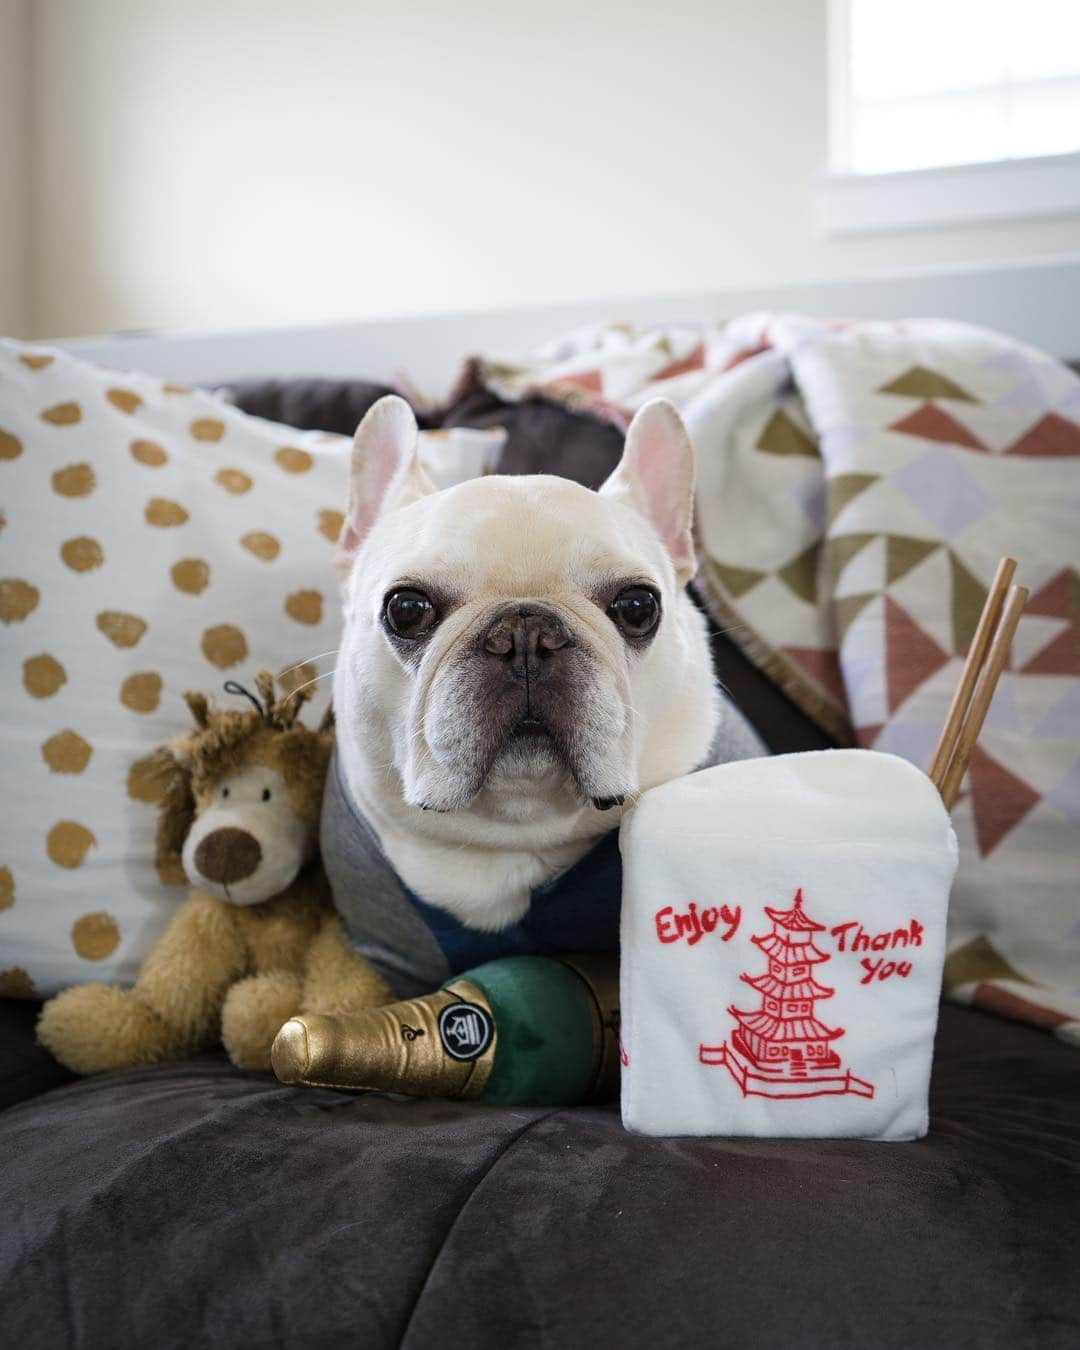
[335,396,435,584]
[600,399,697,587]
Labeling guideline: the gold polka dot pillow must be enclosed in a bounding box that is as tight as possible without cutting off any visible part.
[0,340,504,998]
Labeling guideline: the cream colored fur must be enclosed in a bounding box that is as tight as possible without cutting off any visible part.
[333,397,719,931]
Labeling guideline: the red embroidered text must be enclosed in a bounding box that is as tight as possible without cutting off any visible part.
[655,902,741,946]
[830,918,923,953]
[858,957,913,984]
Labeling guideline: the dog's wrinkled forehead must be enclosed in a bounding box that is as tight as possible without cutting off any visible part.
[358,474,668,602]
[335,393,698,601]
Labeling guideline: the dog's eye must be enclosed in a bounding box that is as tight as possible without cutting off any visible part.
[222,787,230,799]
[385,588,437,639]
[608,586,660,638]
[261,788,271,802]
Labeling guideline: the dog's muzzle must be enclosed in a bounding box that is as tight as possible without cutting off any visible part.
[411,599,634,812]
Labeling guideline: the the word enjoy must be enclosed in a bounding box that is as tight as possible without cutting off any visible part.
[655,902,741,946]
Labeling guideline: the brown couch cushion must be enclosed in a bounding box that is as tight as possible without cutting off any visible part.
[0,998,73,1110]
[1,1004,1077,1349]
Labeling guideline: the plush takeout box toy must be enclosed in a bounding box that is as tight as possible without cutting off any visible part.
[618,750,958,1141]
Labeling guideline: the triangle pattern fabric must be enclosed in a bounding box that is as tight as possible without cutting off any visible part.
[930,401,1052,455]
[557,311,1080,1044]
[949,551,989,655]
[981,671,1022,733]
[1027,567,1080,623]
[842,648,886,718]
[755,407,819,458]
[782,645,846,704]
[824,424,875,458]
[827,473,878,525]
[722,344,769,373]
[835,591,878,644]
[653,342,705,382]
[942,935,1033,991]
[708,560,768,599]
[789,473,828,527]
[877,366,977,402]
[836,532,889,601]
[777,542,820,605]
[1020,568,1080,675]
[970,984,1072,1031]
[1011,667,1073,737]
[995,372,1045,409]
[1020,627,1080,677]
[1005,412,1080,457]
[1046,761,1080,826]
[1011,615,1071,672]
[884,596,950,714]
[1031,683,1080,738]
[966,744,1042,856]
[886,547,955,655]
[885,534,940,586]
[879,716,941,767]
[888,403,987,451]
[891,447,994,538]
[549,369,603,393]
[827,532,877,583]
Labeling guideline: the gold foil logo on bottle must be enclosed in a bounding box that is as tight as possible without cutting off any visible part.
[271,978,497,1099]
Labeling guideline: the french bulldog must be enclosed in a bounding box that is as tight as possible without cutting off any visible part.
[327,394,762,964]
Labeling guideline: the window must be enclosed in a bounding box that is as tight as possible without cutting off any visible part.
[823,0,1080,232]
[833,0,1080,174]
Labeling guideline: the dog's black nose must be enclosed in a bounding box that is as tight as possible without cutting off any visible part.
[481,606,573,682]
[194,827,262,884]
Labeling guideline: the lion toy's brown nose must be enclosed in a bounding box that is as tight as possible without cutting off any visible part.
[193,827,262,883]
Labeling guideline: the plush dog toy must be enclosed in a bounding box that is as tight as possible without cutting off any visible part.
[38,671,392,1074]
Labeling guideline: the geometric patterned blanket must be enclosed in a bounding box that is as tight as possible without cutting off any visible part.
[473,315,1080,1044]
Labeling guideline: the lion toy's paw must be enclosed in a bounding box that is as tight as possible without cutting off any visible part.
[37,984,176,1075]
[221,971,305,1071]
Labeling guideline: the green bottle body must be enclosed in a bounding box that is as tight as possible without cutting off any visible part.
[272,952,620,1105]
[458,955,614,1106]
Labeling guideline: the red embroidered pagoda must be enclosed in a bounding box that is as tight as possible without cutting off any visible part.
[700,888,874,1100]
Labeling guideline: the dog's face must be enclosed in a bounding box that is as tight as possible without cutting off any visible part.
[334,396,718,833]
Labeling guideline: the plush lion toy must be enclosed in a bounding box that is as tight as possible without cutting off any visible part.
[38,671,392,1074]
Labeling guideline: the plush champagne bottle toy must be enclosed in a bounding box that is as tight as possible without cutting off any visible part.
[272,953,619,1106]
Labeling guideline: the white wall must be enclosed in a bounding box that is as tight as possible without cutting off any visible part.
[15,0,1080,339]
[0,0,30,336]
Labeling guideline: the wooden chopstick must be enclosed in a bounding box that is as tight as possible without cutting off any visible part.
[938,582,1028,810]
[928,555,1016,792]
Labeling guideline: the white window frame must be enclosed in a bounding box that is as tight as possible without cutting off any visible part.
[820,0,1080,236]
